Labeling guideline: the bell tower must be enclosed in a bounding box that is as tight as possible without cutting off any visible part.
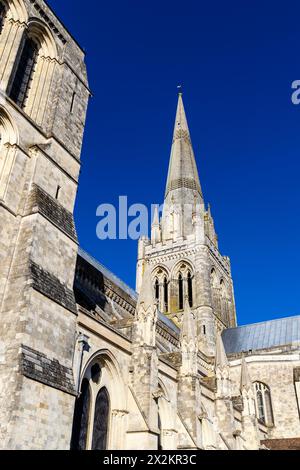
[0,0,89,449]
[136,93,237,356]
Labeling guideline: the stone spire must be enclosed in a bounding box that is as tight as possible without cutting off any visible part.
[134,263,158,347]
[239,356,259,449]
[180,297,197,348]
[165,94,202,200]
[137,263,154,311]
[240,356,252,392]
[161,94,204,242]
[132,263,159,439]
[215,333,228,370]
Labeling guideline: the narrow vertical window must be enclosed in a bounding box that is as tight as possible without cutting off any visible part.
[256,390,265,422]
[55,185,61,200]
[70,91,76,113]
[163,277,168,312]
[203,325,206,335]
[264,389,274,426]
[158,413,163,450]
[187,271,193,307]
[255,382,274,426]
[154,278,159,302]
[9,36,39,109]
[71,379,91,450]
[178,273,183,310]
[92,387,110,450]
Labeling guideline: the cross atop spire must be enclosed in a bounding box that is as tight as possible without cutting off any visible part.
[164,94,202,200]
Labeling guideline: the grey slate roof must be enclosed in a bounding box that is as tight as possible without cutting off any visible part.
[222,315,300,354]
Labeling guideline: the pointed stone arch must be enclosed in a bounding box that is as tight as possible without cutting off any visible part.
[0,0,28,88]
[157,379,177,450]
[18,18,58,124]
[73,349,128,450]
[171,260,195,312]
[220,279,230,326]
[7,17,58,126]
[151,265,169,313]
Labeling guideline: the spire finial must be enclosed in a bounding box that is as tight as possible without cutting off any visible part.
[177,84,183,96]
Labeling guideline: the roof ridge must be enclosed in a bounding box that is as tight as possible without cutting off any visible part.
[227,314,300,331]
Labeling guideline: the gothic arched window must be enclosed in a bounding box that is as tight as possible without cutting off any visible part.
[187,271,193,307]
[9,34,39,109]
[92,387,110,450]
[178,273,184,310]
[254,382,274,427]
[71,379,91,450]
[163,276,168,312]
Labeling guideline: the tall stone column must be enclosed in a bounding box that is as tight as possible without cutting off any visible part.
[240,357,260,449]
[131,265,159,449]
[214,334,236,449]
[195,246,216,356]
[177,299,202,449]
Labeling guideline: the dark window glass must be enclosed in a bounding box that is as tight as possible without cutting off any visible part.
[9,36,39,108]
[92,387,110,450]
[0,2,6,34]
[257,390,265,423]
[163,277,168,312]
[71,379,91,450]
[91,363,101,384]
[154,278,159,301]
[158,413,162,450]
[187,271,193,307]
[178,273,183,310]
[70,91,76,112]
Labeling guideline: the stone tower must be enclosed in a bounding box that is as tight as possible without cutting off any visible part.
[0,0,89,449]
[136,93,237,356]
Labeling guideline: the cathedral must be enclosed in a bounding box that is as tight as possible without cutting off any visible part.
[0,0,300,451]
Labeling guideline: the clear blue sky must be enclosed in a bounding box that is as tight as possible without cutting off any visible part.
[48,0,300,326]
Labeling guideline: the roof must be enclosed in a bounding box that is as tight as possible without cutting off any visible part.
[261,438,300,450]
[77,248,179,335]
[78,248,138,300]
[222,315,300,354]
